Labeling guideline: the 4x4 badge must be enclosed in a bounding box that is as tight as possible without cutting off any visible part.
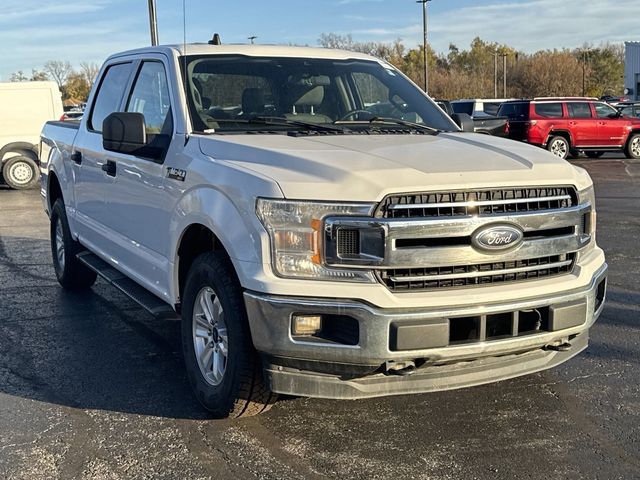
[166,167,186,182]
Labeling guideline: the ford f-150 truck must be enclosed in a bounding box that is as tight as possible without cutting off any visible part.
[40,44,607,418]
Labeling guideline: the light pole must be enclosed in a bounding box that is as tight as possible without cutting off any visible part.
[498,53,508,97]
[147,0,159,46]
[416,0,432,93]
[248,36,258,45]
[494,52,498,98]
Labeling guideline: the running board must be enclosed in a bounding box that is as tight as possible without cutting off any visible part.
[77,251,179,320]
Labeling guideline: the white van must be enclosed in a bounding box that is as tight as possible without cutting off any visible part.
[0,81,63,189]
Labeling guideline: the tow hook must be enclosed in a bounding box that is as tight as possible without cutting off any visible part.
[385,361,416,376]
[545,342,572,352]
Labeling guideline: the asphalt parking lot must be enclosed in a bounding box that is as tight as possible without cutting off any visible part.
[0,155,639,480]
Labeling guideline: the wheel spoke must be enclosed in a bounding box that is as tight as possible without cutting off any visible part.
[195,314,210,331]
[199,344,213,371]
[199,292,214,322]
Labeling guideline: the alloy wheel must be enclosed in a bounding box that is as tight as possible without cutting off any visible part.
[192,286,228,386]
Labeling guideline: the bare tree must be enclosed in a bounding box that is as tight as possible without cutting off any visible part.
[79,61,100,86]
[30,69,48,81]
[10,71,28,82]
[44,60,73,89]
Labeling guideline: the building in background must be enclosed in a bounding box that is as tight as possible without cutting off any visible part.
[625,41,640,101]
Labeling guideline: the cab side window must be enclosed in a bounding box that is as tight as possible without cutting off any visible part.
[89,63,132,132]
[126,61,173,135]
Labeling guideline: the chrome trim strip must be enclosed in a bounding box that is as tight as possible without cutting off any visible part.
[387,195,572,210]
[389,259,573,283]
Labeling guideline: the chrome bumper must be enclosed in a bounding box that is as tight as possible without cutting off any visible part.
[244,263,607,399]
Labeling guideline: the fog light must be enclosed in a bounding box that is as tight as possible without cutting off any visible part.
[292,315,322,336]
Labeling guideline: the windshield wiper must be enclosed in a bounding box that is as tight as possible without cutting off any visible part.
[368,117,441,134]
[250,116,351,133]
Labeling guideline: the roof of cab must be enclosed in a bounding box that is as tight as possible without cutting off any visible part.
[108,43,382,62]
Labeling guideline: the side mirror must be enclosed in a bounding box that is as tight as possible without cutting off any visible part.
[103,112,147,154]
[608,111,622,119]
[451,113,475,132]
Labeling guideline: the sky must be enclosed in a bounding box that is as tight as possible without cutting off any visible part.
[1,0,638,81]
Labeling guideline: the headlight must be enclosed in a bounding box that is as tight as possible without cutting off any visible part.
[256,198,376,282]
[578,185,596,242]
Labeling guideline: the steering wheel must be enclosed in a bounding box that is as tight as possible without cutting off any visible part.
[337,109,374,121]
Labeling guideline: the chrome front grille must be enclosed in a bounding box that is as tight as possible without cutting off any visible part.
[377,186,577,219]
[378,254,576,291]
[324,185,590,292]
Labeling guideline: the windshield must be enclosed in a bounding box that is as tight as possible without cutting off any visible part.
[183,55,456,134]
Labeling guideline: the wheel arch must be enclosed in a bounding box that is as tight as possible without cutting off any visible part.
[0,142,38,164]
[546,130,573,147]
[175,223,235,309]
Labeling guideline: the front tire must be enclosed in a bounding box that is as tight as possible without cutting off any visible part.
[547,136,570,159]
[2,155,39,190]
[181,252,276,418]
[625,134,640,159]
[50,199,97,290]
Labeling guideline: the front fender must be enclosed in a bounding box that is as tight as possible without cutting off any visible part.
[168,184,274,299]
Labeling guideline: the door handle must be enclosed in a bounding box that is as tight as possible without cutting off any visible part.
[101,160,117,177]
[71,151,82,165]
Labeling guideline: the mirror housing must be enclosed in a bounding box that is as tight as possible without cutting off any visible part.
[451,113,475,132]
[103,112,147,155]
[608,111,621,119]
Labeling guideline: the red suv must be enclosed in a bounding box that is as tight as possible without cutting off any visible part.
[498,97,640,159]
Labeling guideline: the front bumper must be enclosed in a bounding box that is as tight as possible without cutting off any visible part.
[244,263,607,399]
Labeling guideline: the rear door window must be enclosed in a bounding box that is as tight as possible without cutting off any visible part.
[567,102,592,118]
[89,63,132,132]
[534,102,563,118]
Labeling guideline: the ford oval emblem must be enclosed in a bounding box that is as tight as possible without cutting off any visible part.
[472,224,524,252]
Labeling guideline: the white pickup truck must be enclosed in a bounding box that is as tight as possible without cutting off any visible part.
[40,44,607,418]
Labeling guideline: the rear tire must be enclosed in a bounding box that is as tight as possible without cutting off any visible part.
[546,136,569,159]
[585,151,604,159]
[2,155,39,190]
[625,134,640,159]
[181,252,276,418]
[50,199,97,290]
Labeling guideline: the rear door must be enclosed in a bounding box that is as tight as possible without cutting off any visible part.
[566,102,598,147]
[72,62,134,247]
[594,102,627,147]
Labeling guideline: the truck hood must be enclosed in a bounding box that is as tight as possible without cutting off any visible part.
[198,132,590,201]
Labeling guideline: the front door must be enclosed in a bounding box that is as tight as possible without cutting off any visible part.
[594,102,627,147]
[99,59,176,299]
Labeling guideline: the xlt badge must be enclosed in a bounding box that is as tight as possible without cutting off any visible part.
[166,167,186,182]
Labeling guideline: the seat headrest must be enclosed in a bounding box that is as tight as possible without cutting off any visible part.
[290,85,325,107]
[242,88,265,115]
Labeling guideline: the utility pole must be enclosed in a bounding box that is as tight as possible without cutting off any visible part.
[416,0,432,93]
[248,36,258,44]
[581,49,589,96]
[503,54,507,97]
[494,52,498,98]
[147,0,159,46]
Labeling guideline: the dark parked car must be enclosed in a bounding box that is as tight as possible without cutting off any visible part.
[617,102,640,119]
[437,99,509,137]
[498,97,640,159]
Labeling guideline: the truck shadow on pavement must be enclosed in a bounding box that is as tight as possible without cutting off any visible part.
[0,234,212,420]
